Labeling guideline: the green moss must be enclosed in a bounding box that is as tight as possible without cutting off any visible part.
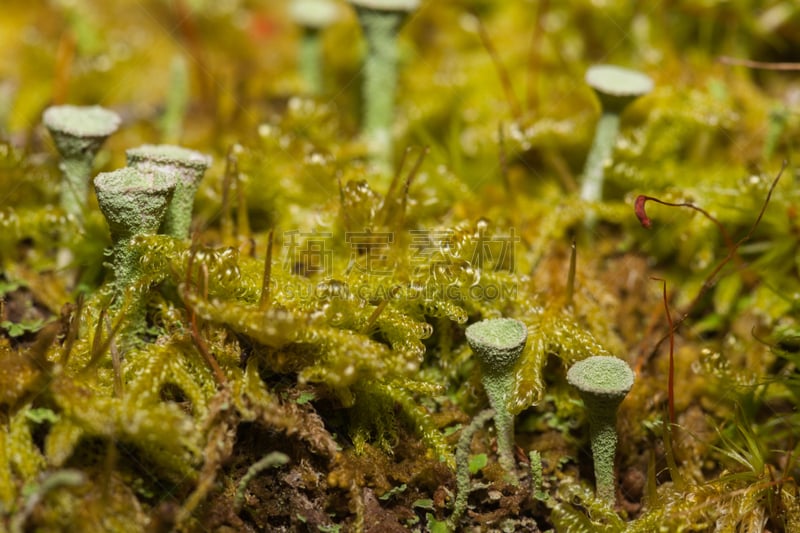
[2,2,800,530]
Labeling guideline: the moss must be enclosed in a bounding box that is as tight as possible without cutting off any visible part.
[2,2,800,531]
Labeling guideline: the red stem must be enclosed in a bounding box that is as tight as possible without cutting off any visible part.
[635,161,787,356]
[653,277,676,425]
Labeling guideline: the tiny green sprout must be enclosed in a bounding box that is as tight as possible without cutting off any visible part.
[0,317,50,338]
[465,317,528,475]
[450,408,494,529]
[125,144,211,239]
[348,0,419,174]
[43,105,121,222]
[233,451,290,512]
[529,450,548,501]
[289,0,341,96]
[94,167,176,299]
[579,65,653,212]
[566,355,635,503]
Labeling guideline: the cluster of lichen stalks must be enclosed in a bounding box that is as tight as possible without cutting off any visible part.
[285,14,651,517]
[0,2,691,531]
[43,104,211,344]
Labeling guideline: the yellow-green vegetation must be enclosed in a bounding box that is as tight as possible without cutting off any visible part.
[1,1,800,531]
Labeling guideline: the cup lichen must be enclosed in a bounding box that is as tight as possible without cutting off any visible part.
[579,65,653,211]
[348,0,419,174]
[125,144,211,239]
[289,0,341,96]
[566,355,635,503]
[465,317,527,475]
[43,105,121,222]
[93,167,176,346]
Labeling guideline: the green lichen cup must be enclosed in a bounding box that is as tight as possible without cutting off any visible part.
[579,65,653,218]
[126,144,211,239]
[94,167,176,242]
[94,167,176,286]
[43,105,121,222]
[348,0,420,175]
[466,317,527,475]
[289,0,341,95]
[94,167,176,348]
[584,64,654,114]
[567,355,635,503]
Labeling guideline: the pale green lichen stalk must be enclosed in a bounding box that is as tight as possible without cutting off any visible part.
[579,65,653,213]
[567,355,635,503]
[160,55,189,143]
[465,317,527,475]
[43,105,121,222]
[450,408,494,529]
[94,167,176,343]
[126,144,211,239]
[289,0,340,95]
[348,0,419,174]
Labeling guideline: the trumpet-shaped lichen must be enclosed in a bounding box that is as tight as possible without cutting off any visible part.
[126,144,212,239]
[465,317,527,474]
[567,355,634,503]
[43,105,121,222]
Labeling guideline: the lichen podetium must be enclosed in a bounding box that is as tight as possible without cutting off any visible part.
[43,105,121,223]
[567,355,635,503]
[126,144,211,239]
[93,167,176,345]
[465,317,528,476]
[349,0,419,176]
[580,64,652,227]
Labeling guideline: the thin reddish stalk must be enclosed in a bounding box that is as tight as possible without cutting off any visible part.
[636,162,787,356]
[566,239,577,309]
[184,238,227,386]
[189,302,226,386]
[635,195,735,252]
[220,145,238,242]
[474,15,522,120]
[259,229,274,312]
[652,277,676,425]
[498,123,512,195]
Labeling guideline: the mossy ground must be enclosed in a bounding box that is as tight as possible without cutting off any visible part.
[1,1,800,531]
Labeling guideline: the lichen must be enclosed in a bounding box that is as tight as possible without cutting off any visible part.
[1,1,800,530]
